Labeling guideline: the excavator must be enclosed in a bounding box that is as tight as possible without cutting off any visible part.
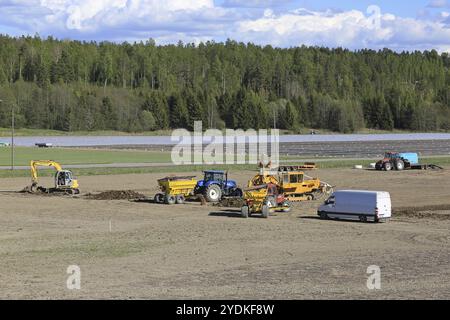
[25,160,80,195]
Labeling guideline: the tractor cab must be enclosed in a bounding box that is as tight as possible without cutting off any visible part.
[281,172,304,185]
[204,170,227,184]
[384,152,400,160]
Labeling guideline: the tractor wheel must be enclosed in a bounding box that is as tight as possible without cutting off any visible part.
[241,206,249,218]
[261,205,270,219]
[176,194,185,204]
[395,159,405,171]
[282,201,292,212]
[265,196,277,208]
[154,193,164,203]
[383,162,392,171]
[205,184,222,202]
[165,195,176,205]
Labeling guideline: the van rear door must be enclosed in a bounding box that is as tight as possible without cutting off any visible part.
[376,192,392,220]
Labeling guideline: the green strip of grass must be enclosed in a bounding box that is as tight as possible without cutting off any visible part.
[0,147,172,166]
[0,128,174,137]
[1,157,448,179]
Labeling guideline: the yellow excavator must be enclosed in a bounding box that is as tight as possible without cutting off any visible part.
[27,160,80,195]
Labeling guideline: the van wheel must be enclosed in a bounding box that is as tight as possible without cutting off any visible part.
[359,215,368,223]
[319,211,328,220]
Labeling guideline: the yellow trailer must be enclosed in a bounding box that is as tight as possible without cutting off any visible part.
[154,176,198,205]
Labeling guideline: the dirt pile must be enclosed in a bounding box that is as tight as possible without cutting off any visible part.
[85,190,146,200]
[393,204,450,220]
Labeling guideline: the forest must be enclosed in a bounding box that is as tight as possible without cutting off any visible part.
[0,34,449,133]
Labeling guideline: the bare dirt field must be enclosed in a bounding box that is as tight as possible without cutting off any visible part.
[0,168,449,299]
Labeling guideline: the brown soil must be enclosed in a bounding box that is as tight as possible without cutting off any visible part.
[85,190,146,201]
[393,204,450,220]
[0,167,449,299]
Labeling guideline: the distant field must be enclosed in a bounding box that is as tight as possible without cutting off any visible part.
[0,147,172,166]
[0,127,433,137]
[0,154,448,179]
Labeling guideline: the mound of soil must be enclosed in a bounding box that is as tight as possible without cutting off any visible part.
[85,190,146,200]
[393,204,450,220]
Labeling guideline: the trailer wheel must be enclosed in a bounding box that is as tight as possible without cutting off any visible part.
[383,162,392,171]
[261,205,269,219]
[395,159,405,171]
[175,194,185,204]
[165,195,176,205]
[241,206,249,218]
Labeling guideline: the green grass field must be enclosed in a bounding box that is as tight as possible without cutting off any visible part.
[0,147,172,166]
[0,128,174,137]
[0,148,448,179]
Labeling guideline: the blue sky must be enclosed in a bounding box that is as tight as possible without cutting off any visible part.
[1,0,450,51]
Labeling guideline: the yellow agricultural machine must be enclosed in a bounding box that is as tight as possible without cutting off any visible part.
[241,183,291,218]
[25,160,80,195]
[154,176,198,205]
[248,162,333,202]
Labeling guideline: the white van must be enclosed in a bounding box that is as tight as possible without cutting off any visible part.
[318,190,391,223]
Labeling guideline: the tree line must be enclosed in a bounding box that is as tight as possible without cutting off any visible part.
[0,35,449,133]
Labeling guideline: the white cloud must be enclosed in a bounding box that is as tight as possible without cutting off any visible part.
[236,8,450,52]
[427,0,449,8]
[1,1,450,52]
[223,0,292,8]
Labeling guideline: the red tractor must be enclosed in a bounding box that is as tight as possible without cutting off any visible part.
[375,152,418,171]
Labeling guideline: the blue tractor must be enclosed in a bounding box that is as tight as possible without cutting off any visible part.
[194,170,243,202]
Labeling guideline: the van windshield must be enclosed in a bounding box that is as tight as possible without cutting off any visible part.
[325,196,335,205]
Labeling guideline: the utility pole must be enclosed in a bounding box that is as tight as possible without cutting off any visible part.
[11,104,15,171]
[273,108,277,129]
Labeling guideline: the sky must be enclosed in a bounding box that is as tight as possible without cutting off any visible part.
[1,0,450,52]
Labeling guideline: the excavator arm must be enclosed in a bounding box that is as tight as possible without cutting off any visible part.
[30,160,63,185]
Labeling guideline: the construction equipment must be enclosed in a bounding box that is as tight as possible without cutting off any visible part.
[241,183,291,218]
[248,162,333,202]
[27,160,80,194]
[194,170,243,202]
[375,152,443,171]
[154,176,198,205]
